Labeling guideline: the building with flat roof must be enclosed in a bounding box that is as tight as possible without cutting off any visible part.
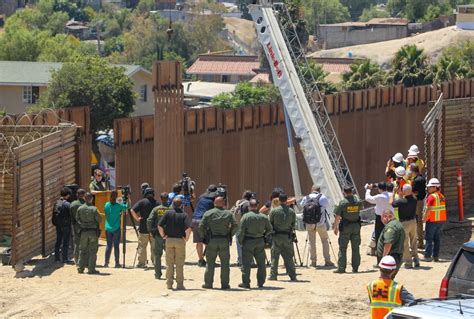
[457,5,474,30]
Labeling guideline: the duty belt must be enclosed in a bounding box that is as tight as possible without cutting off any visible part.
[274,231,290,235]
[211,235,228,239]
[244,236,264,240]
[342,220,359,224]
[399,217,415,222]
[81,228,97,231]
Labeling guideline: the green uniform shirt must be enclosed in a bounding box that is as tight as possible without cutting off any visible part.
[199,207,238,239]
[238,210,273,244]
[77,203,102,229]
[89,179,110,192]
[147,204,171,236]
[377,218,405,256]
[70,199,85,226]
[334,195,363,222]
[269,204,296,234]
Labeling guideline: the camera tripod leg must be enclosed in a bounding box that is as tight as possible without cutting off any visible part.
[294,241,303,267]
[302,232,308,267]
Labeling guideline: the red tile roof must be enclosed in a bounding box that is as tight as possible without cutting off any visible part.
[321,63,352,73]
[187,55,260,76]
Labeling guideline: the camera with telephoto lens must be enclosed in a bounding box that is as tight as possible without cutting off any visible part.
[122,185,131,201]
[179,173,195,197]
[216,183,228,200]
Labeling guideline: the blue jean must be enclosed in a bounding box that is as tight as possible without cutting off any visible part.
[105,229,121,265]
[425,222,442,258]
[55,226,71,261]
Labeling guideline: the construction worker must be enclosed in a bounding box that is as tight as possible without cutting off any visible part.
[238,199,273,289]
[385,153,405,182]
[70,188,86,264]
[406,145,425,175]
[377,209,405,278]
[199,196,238,289]
[392,166,409,202]
[411,165,426,249]
[76,192,102,274]
[333,187,364,273]
[392,184,420,269]
[147,192,171,279]
[423,178,446,262]
[300,185,334,268]
[268,193,297,281]
[367,255,415,319]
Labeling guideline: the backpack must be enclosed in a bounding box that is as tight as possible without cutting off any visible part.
[231,199,248,224]
[302,194,323,224]
[52,199,70,227]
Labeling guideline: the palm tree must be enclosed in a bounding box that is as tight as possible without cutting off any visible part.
[300,60,337,95]
[386,44,431,87]
[342,59,385,90]
[432,55,471,83]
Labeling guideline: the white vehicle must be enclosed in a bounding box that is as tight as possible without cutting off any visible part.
[386,296,474,318]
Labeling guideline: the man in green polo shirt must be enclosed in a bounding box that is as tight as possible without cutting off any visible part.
[377,209,405,278]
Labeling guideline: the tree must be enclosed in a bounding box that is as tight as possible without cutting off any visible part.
[386,45,432,87]
[340,0,377,20]
[136,0,155,14]
[45,11,70,35]
[37,34,87,62]
[0,28,48,61]
[299,61,337,95]
[211,82,280,109]
[40,56,135,132]
[359,5,390,22]
[342,59,385,90]
[303,0,350,33]
[432,41,474,82]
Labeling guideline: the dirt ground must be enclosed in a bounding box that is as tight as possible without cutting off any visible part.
[1,222,472,319]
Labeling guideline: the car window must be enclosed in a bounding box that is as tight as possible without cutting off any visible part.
[451,250,474,280]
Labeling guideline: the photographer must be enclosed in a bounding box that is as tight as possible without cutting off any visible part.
[192,184,218,267]
[168,183,184,206]
[365,182,391,246]
[130,187,159,268]
[104,190,129,268]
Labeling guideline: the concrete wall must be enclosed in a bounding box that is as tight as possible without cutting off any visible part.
[0,86,48,114]
[318,25,407,49]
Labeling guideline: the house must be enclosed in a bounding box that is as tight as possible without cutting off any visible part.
[317,18,409,49]
[0,61,154,116]
[186,54,260,83]
[0,0,25,17]
[457,5,474,30]
[65,20,91,40]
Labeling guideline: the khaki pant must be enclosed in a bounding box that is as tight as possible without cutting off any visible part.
[306,223,331,264]
[416,200,424,248]
[165,237,186,286]
[137,233,155,266]
[401,219,419,264]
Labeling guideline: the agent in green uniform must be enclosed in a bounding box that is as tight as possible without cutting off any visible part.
[70,188,86,264]
[77,192,102,274]
[377,209,405,278]
[268,193,297,281]
[89,169,110,194]
[147,192,171,279]
[238,199,273,288]
[333,187,364,273]
[199,196,238,289]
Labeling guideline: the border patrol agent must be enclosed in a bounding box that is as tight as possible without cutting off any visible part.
[77,192,102,274]
[199,196,238,289]
[333,187,364,273]
[70,189,86,264]
[238,199,273,288]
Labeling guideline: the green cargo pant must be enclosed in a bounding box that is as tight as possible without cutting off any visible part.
[204,238,230,287]
[154,236,165,278]
[241,238,266,286]
[73,225,80,264]
[78,230,99,272]
[270,235,296,279]
[337,222,361,272]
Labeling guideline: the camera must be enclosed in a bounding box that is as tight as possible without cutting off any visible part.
[179,172,195,198]
[216,183,228,201]
[121,185,131,201]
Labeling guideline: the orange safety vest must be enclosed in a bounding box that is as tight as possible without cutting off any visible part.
[426,191,446,222]
[367,278,403,319]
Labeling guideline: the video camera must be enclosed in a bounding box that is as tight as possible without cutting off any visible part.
[119,185,131,202]
[179,172,195,197]
[216,183,228,201]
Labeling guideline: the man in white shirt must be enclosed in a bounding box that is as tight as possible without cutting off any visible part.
[365,182,392,244]
[300,185,335,268]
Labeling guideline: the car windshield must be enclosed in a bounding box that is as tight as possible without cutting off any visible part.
[452,250,474,280]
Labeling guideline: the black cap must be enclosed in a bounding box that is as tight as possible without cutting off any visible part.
[278,193,288,202]
[208,184,217,192]
[144,187,155,196]
[343,186,353,193]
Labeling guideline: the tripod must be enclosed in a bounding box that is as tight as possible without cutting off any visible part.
[292,231,303,267]
[121,208,140,268]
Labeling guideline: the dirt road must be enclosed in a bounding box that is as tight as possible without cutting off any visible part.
[1,224,462,318]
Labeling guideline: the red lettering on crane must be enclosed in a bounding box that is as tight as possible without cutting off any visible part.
[266,42,283,78]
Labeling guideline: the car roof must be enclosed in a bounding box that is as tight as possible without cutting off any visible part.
[463,241,474,252]
[391,298,474,318]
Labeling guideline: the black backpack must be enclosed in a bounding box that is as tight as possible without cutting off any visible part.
[52,199,70,227]
[302,194,323,224]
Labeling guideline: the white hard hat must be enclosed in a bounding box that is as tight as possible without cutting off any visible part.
[408,145,420,154]
[427,178,441,187]
[395,166,406,177]
[407,150,418,158]
[379,255,397,270]
[392,152,404,163]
